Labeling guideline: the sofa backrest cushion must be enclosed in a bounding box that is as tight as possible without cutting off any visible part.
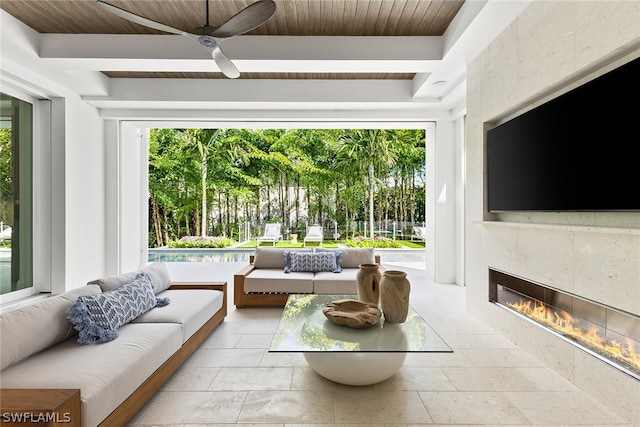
[0,284,102,370]
[88,262,171,295]
[317,247,375,268]
[253,247,311,269]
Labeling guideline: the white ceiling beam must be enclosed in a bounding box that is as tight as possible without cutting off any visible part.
[81,78,443,111]
[96,108,451,124]
[40,34,444,73]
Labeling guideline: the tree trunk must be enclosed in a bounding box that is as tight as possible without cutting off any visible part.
[152,199,162,247]
[256,188,261,224]
[295,178,300,230]
[225,191,231,237]
[306,185,311,224]
[194,201,200,237]
[163,208,170,245]
[266,185,272,220]
[200,160,207,236]
[411,173,416,224]
[368,163,374,238]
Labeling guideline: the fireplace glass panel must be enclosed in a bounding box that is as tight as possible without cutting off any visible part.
[489,268,640,380]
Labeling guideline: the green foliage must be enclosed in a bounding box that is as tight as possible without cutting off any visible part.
[168,236,235,248]
[345,236,402,248]
[0,128,13,224]
[147,128,426,248]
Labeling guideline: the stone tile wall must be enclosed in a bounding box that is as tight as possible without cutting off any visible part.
[465,0,640,421]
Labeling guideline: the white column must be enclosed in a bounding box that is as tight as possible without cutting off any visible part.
[426,119,457,284]
[105,121,148,274]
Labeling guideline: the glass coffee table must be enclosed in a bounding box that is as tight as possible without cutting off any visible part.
[269,294,452,385]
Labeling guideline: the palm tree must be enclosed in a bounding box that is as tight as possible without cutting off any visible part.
[337,129,397,237]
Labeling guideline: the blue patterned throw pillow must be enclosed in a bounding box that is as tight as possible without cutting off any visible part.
[66,273,169,344]
[285,251,342,273]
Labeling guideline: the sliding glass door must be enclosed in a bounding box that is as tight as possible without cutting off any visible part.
[0,92,33,296]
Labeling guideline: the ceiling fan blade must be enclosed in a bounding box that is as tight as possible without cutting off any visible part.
[97,0,185,36]
[212,46,240,79]
[210,0,276,38]
[182,33,239,78]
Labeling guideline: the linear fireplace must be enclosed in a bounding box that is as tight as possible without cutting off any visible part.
[489,268,640,381]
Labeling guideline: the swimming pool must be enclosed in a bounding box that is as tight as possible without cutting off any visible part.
[148,248,426,264]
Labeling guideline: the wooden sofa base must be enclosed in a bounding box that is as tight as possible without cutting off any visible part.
[99,282,227,427]
[0,388,81,426]
[235,292,290,308]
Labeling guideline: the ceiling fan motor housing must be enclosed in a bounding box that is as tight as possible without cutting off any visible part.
[198,36,218,48]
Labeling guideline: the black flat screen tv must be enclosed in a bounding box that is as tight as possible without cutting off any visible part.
[487,56,640,212]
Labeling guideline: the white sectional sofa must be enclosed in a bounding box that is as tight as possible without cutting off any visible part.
[0,262,227,427]
[234,247,382,308]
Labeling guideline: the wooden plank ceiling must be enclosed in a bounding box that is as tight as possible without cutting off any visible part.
[1,0,465,80]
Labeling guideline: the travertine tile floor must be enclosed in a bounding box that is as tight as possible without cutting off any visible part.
[128,262,633,426]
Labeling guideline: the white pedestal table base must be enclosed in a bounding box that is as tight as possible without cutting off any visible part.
[303,352,407,386]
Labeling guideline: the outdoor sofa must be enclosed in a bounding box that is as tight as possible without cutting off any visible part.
[0,262,227,427]
[234,246,383,308]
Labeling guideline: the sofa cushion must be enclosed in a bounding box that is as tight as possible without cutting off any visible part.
[318,247,375,268]
[244,269,314,293]
[0,322,182,427]
[313,269,359,294]
[0,285,102,371]
[88,262,172,294]
[132,288,224,343]
[67,273,169,344]
[285,251,342,273]
[253,247,312,269]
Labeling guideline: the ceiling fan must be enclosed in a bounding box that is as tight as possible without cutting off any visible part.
[97,0,277,79]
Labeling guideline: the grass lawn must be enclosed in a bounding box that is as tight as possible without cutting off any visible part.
[236,240,424,249]
[237,240,339,249]
[398,240,426,249]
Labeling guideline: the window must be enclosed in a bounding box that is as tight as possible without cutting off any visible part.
[0,92,34,297]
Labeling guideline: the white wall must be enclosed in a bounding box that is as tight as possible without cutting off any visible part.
[465,1,640,421]
[1,11,108,293]
[63,96,107,289]
[119,124,148,272]
[426,120,461,284]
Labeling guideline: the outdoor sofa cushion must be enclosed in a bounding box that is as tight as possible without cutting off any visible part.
[253,247,312,269]
[244,269,314,293]
[132,288,224,343]
[88,262,172,294]
[313,269,359,294]
[285,251,342,273]
[0,322,182,427]
[0,285,102,370]
[67,273,169,344]
[317,247,375,268]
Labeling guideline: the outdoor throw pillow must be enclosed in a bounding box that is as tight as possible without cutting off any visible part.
[285,251,342,273]
[66,273,170,344]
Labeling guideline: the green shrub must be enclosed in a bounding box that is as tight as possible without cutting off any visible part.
[168,236,235,248]
[344,236,402,248]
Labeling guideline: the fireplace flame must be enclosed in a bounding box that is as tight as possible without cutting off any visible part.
[506,299,640,373]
